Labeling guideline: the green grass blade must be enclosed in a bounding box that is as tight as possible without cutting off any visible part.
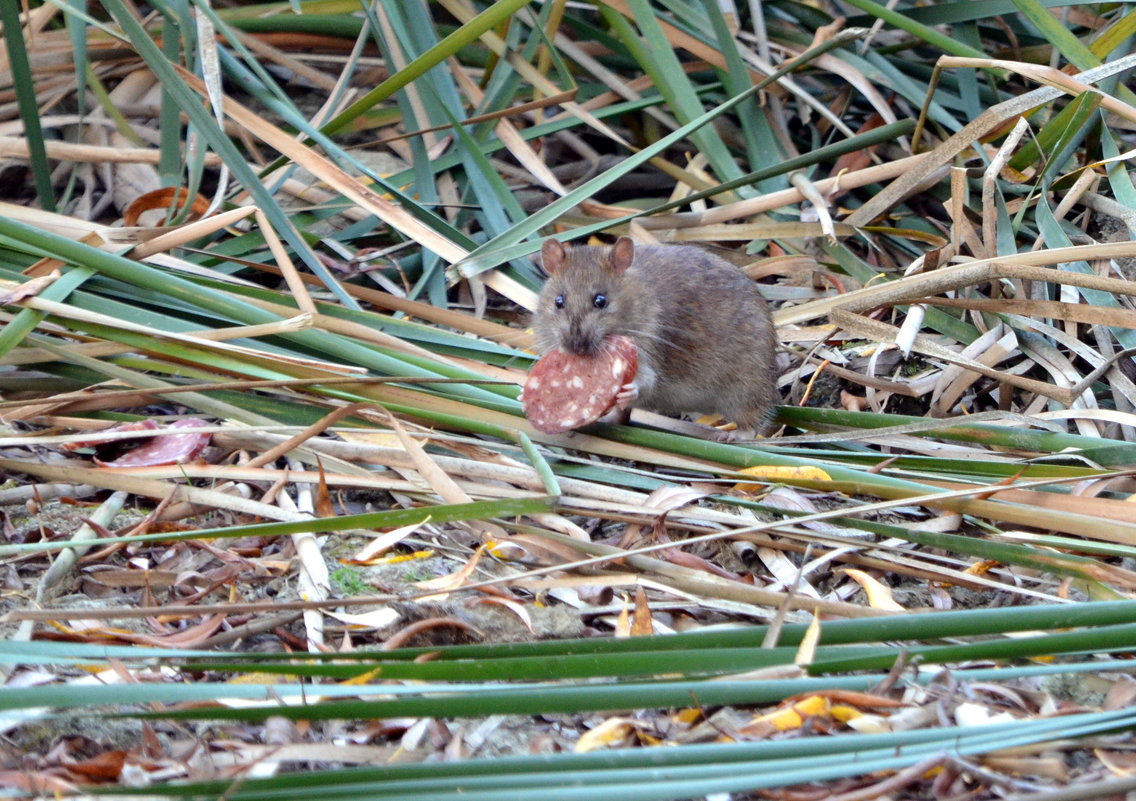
[1010,0,1099,70]
[321,0,535,137]
[0,1,56,211]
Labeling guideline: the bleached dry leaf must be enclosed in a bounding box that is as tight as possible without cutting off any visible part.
[884,706,938,732]
[759,547,820,599]
[347,522,429,564]
[484,540,530,561]
[955,702,1018,727]
[845,714,891,734]
[323,608,402,629]
[0,270,60,303]
[467,596,534,633]
[931,326,1017,415]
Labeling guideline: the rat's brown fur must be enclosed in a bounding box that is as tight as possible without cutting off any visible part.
[533,237,777,429]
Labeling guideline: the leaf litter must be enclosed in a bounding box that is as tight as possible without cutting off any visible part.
[1,2,1136,799]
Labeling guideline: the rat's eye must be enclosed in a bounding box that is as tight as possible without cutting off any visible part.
[554,294,565,309]
[593,293,607,309]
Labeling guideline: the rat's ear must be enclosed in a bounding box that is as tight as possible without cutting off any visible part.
[610,236,635,273]
[540,239,567,275]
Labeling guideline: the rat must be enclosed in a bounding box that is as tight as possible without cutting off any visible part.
[532,236,778,437]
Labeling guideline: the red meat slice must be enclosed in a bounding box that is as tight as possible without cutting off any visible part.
[523,336,637,434]
[94,418,211,467]
[60,420,159,451]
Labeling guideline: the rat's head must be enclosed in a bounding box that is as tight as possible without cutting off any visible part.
[535,237,639,357]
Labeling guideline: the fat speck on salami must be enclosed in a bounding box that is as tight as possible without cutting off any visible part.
[523,335,637,434]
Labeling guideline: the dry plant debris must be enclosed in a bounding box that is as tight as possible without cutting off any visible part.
[1,1,1136,799]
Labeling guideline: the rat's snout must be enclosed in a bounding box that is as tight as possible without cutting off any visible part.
[563,317,602,357]
[563,329,596,356]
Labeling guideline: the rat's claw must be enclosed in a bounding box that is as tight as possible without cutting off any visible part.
[614,380,639,410]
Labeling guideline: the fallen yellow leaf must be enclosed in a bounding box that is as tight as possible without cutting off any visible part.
[748,696,831,731]
[734,464,833,492]
[673,708,702,725]
[841,568,906,611]
[750,706,803,731]
[795,612,822,666]
[575,717,636,752]
[792,695,830,717]
[345,548,434,567]
[341,667,383,686]
[830,704,863,723]
[964,559,1000,576]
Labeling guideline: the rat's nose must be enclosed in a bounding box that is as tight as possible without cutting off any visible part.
[565,327,598,357]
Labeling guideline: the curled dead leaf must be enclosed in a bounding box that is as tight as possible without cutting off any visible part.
[122,187,211,226]
[0,270,61,304]
[841,568,906,611]
[575,717,638,752]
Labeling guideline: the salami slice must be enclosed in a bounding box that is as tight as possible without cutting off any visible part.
[94,418,211,467]
[60,420,158,452]
[523,336,638,434]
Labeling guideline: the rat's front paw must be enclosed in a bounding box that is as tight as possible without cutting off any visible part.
[614,380,639,410]
[712,425,757,443]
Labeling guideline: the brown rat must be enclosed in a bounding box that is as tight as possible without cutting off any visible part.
[532,236,778,434]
